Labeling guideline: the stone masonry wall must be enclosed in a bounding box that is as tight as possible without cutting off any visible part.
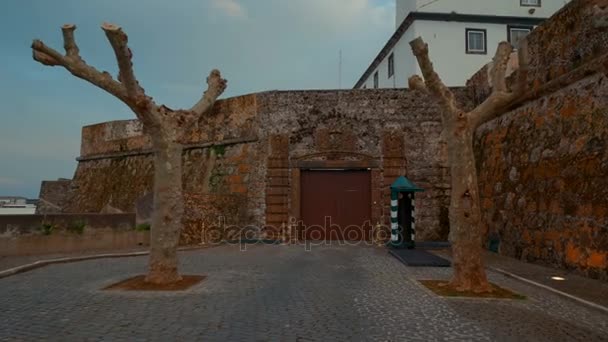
[36,179,72,214]
[256,89,462,240]
[63,89,461,243]
[472,0,608,280]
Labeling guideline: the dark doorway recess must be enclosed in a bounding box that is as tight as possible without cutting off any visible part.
[300,170,371,241]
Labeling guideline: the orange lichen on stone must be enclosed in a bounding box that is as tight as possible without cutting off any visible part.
[573,136,588,153]
[522,230,532,244]
[566,242,582,265]
[544,230,561,242]
[587,252,607,268]
[526,200,537,212]
[534,115,545,128]
[549,200,563,215]
[560,99,578,118]
[230,184,248,193]
[576,203,593,217]
[227,175,242,184]
[593,205,607,218]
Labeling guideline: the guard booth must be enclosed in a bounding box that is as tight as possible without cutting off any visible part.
[390,176,424,249]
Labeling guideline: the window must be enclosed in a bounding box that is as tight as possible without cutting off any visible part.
[466,28,487,54]
[520,0,541,7]
[508,25,533,49]
[362,85,367,89]
[388,53,395,78]
[373,71,379,89]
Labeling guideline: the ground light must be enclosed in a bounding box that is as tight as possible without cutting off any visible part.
[551,276,566,281]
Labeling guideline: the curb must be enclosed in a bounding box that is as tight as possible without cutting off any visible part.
[490,266,608,315]
[427,250,608,315]
[0,246,211,280]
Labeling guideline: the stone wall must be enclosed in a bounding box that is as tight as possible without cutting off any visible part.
[256,89,459,240]
[60,89,459,243]
[472,0,608,280]
[36,179,72,214]
[0,213,145,256]
[0,213,135,236]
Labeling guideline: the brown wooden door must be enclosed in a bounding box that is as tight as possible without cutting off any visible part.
[300,170,371,241]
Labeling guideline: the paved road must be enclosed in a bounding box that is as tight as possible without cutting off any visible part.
[0,244,606,341]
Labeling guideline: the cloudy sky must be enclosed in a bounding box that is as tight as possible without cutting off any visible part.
[0,0,395,198]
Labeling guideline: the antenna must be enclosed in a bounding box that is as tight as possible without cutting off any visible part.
[338,49,342,89]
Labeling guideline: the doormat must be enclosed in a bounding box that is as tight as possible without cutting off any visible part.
[389,249,451,267]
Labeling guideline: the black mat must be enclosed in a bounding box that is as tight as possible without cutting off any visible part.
[389,249,451,267]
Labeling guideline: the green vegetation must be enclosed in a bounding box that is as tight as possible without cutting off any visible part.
[136,223,151,231]
[40,223,55,235]
[210,144,226,157]
[67,220,86,234]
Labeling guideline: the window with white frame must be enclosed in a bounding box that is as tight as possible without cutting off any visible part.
[520,0,541,7]
[388,53,395,78]
[508,25,533,49]
[466,29,487,54]
[373,71,379,88]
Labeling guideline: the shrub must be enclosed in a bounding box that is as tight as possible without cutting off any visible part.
[67,220,86,234]
[40,223,54,235]
[135,223,151,232]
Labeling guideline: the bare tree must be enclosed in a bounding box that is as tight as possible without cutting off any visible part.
[32,23,227,284]
[408,37,526,292]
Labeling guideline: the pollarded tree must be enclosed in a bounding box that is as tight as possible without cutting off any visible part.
[32,23,227,284]
[408,37,526,292]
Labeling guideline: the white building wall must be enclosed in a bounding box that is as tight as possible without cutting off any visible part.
[363,29,419,89]
[397,0,569,27]
[413,20,510,86]
[360,19,545,88]
[396,0,417,29]
[361,0,570,89]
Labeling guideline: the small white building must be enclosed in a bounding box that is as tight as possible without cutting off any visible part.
[0,196,37,215]
[355,0,569,89]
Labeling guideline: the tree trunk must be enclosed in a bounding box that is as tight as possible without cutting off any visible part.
[32,24,228,286]
[446,127,491,292]
[408,37,521,293]
[146,140,184,284]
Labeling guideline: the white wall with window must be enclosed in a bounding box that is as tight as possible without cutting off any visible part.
[359,20,524,88]
[357,1,570,89]
[360,28,419,89]
[415,20,513,86]
[396,0,569,28]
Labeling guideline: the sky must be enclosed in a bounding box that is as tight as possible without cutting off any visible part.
[0,0,395,198]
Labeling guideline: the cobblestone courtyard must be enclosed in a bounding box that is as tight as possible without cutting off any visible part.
[0,244,607,341]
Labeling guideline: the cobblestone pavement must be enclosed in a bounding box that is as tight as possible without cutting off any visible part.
[0,244,607,341]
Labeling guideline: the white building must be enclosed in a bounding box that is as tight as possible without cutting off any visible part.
[0,196,37,215]
[355,0,570,89]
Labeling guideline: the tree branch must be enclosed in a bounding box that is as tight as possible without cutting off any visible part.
[408,75,428,93]
[409,37,461,116]
[490,42,513,93]
[101,22,143,98]
[513,37,529,95]
[191,69,228,116]
[32,38,129,102]
[469,42,519,128]
[32,24,163,128]
[61,24,80,58]
[32,38,65,66]
[468,91,516,128]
